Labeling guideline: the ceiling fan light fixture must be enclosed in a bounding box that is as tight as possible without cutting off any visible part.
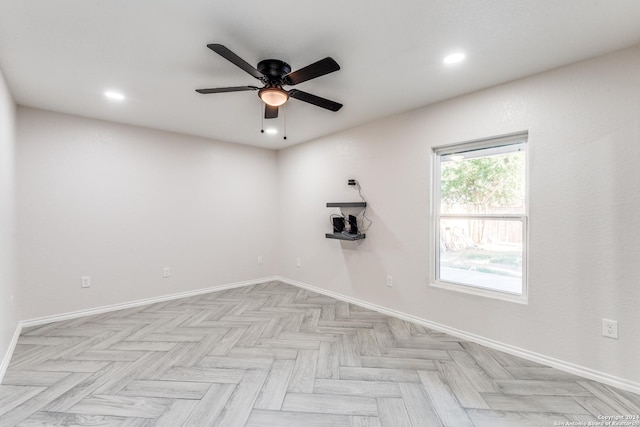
[259,87,288,106]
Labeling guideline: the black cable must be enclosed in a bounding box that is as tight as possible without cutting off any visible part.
[355,182,373,233]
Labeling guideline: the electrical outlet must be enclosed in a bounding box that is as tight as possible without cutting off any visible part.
[602,319,618,339]
[386,275,393,287]
[296,258,301,268]
[258,256,263,265]
[81,276,91,288]
[163,267,171,278]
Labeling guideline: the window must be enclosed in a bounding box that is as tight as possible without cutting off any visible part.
[432,132,528,302]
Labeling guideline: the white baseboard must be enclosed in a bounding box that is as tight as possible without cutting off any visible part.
[19,276,278,329]
[4,274,639,396]
[276,276,640,395]
[0,276,277,382]
[0,323,23,381]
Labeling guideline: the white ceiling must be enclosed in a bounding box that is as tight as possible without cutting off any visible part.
[1,1,640,150]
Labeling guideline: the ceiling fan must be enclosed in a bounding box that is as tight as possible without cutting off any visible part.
[196,44,343,119]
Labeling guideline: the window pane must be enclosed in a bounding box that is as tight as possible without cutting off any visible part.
[440,144,525,215]
[439,218,523,294]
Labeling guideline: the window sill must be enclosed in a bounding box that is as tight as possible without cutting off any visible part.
[430,280,528,304]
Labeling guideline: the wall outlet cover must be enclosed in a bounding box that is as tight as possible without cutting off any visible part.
[81,276,91,288]
[602,319,618,339]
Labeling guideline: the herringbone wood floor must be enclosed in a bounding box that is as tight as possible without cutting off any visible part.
[1,282,638,426]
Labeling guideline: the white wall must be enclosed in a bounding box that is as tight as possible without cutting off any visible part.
[0,66,19,371]
[278,45,640,385]
[16,108,278,319]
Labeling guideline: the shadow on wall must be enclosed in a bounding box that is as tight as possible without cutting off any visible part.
[334,206,409,294]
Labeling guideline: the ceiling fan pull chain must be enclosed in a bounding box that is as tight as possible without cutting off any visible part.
[283,105,287,140]
[260,102,265,133]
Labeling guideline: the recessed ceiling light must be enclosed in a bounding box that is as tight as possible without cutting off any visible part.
[104,90,125,101]
[265,128,278,135]
[443,52,466,65]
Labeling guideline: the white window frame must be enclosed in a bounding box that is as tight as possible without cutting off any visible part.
[431,131,529,304]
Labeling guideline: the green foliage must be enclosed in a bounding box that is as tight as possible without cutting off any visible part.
[441,152,524,213]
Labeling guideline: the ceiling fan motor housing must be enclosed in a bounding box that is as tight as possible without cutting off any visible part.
[257,59,291,83]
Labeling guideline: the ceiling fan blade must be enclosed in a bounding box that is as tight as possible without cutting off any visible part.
[283,57,340,85]
[288,89,343,111]
[196,86,259,94]
[207,44,264,80]
[264,104,279,119]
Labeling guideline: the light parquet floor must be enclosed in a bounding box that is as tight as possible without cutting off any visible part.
[1,281,638,426]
